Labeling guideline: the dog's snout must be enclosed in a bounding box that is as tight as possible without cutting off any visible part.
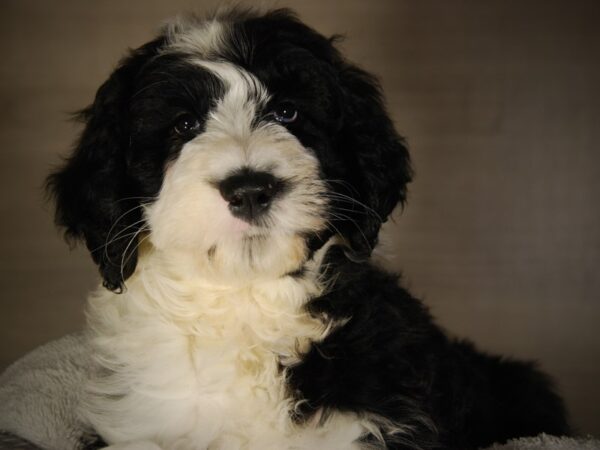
[218,170,282,222]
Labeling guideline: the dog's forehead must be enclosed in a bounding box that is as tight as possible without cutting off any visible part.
[134,16,285,110]
[128,12,343,146]
[157,12,333,79]
[161,12,304,62]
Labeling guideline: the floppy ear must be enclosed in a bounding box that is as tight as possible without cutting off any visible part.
[335,63,413,258]
[47,40,162,292]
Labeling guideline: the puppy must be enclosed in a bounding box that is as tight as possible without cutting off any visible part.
[47,8,570,450]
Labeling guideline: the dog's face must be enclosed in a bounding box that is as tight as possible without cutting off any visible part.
[48,9,412,291]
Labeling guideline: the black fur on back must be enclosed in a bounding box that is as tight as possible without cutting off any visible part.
[288,246,570,449]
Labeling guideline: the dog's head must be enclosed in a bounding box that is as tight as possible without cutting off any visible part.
[47,8,412,292]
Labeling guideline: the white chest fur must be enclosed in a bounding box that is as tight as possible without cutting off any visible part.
[81,248,371,450]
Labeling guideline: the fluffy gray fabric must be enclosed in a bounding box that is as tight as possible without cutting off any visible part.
[486,434,600,449]
[0,335,598,450]
[0,334,91,450]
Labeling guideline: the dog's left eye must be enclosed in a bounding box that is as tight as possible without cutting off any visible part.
[272,102,298,124]
[173,114,201,135]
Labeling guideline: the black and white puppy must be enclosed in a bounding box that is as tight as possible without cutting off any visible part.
[47,8,570,450]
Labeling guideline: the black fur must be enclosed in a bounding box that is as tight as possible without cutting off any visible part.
[46,38,167,291]
[47,8,570,449]
[289,246,570,449]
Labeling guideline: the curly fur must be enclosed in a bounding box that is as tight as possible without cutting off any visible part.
[47,8,569,450]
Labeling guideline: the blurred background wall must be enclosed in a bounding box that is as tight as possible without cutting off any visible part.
[1,0,598,436]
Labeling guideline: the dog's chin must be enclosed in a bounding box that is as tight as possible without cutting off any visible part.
[142,220,312,285]
[218,228,310,277]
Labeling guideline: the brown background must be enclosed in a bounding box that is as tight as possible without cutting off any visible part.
[1,0,598,436]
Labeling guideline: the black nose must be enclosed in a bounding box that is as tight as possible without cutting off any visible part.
[218,170,283,222]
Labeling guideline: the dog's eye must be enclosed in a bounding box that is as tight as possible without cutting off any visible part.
[173,114,200,135]
[272,102,298,124]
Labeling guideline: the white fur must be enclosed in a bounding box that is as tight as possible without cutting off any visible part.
[164,15,227,58]
[83,239,382,450]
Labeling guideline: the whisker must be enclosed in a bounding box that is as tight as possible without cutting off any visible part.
[322,179,360,196]
[109,218,149,241]
[323,219,345,244]
[321,192,382,222]
[329,205,377,217]
[119,227,150,283]
[103,205,146,250]
[99,202,151,264]
[326,211,372,252]
[113,196,157,204]
[89,226,146,255]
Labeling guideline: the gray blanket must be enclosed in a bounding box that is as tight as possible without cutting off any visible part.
[0,334,92,450]
[1,335,598,450]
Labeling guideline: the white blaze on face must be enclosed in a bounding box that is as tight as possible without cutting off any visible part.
[163,16,228,57]
[144,59,328,280]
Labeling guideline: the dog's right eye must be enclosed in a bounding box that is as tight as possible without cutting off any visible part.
[173,114,200,135]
